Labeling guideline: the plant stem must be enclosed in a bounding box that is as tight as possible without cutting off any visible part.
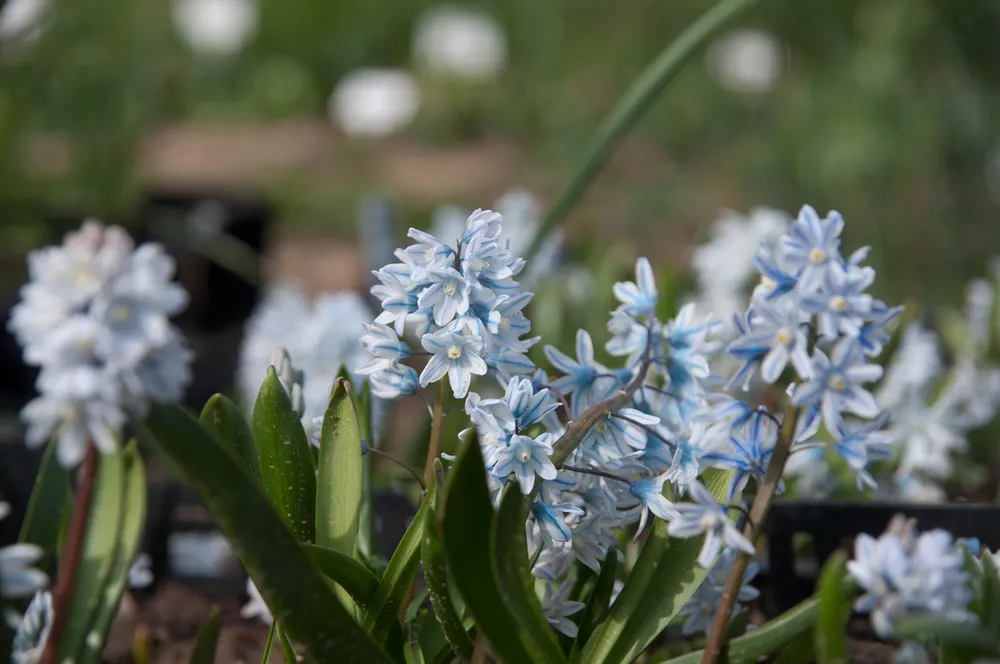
[41,443,99,664]
[700,402,800,664]
[523,0,765,262]
[423,380,448,486]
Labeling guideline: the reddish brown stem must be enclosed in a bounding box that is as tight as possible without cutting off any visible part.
[700,403,800,664]
[41,443,99,664]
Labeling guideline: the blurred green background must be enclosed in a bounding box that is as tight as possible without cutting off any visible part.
[1,0,999,304]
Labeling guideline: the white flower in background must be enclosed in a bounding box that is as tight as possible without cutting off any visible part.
[241,578,271,624]
[128,553,154,590]
[707,29,783,94]
[8,220,192,467]
[238,284,373,429]
[330,68,421,137]
[173,0,258,56]
[0,0,48,43]
[412,5,507,80]
[11,591,53,664]
[876,322,942,408]
[541,580,586,638]
[0,502,48,600]
[691,207,789,330]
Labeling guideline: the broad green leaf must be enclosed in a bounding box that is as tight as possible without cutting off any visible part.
[773,631,815,664]
[188,606,221,664]
[18,439,71,567]
[418,604,456,664]
[651,597,819,664]
[140,403,391,663]
[278,624,297,664]
[814,552,850,664]
[200,393,261,485]
[895,617,997,653]
[422,497,474,664]
[493,488,566,664]
[580,469,732,664]
[82,443,148,664]
[440,438,537,664]
[571,548,619,658]
[362,481,434,643]
[301,543,380,610]
[57,446,127,662]
[316,378,363,557]
[252,367,316,542]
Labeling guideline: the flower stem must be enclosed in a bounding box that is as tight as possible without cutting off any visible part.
[423,380,448,486]
[42,443,99,664]
[524,0,766,262]
[700,401,801,664]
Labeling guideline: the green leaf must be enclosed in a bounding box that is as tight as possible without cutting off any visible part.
[300,543,380,610]
[316,377,363,558]
[18,438,71,567]
[252,367,317,543]
[580,469,733,664]
[57,446,127,662]
[524,0,765,262]
[895,617,997,653]
[773,631,815,664]
[981,551,1000,637]
[200,393,261,485]
[571,548,619,658]
[493,488,566,664]
[139,403,392,663]
[188,606,222,664]
[362,480,434,643]
[261,621,277,664]
[82,443,148,664]
[814,552,851,664]
[358,380,376,560]
[440,437,537,664]
[422,495,474,664]
[278,624,297,664]
[650,597,820,664]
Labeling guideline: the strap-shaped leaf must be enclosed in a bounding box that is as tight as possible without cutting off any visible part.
[82,443,148,664]
[493,488,566,664]
[650,596,819,664]
[200,393,261,485]
[188,606,221,664]
[362,480,434,642]
[18,439,71,568]
[358,380,376,560]
[252,367,316,542]
[316,378,363,558]
[140,403,391,663]
[580,469,733,664]
[301,543,380,610]
[278,624,298,664]
[571,548,619,658]
[815,553,851,664]
[422,500,474,663]
[56,445,126,661]
[439,437,537,664]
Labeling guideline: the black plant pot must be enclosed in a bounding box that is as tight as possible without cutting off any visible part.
[763,501,1000,613]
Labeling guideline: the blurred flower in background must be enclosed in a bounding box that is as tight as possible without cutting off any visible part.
[707,28,784,94]
[690,207,790,330]
[238,284,373,431]
[173,0,258,56]
[330,68,421,137]
[412,5,507,80]
[0,0,48,43]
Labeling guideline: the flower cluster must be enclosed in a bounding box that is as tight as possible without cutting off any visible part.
[677,549,760,637]
[361,208,539,400]
[874,277,1000,501]
[8,220,192,467]
[238,284,374,432]
[725,205,899,491]
[847,515,975,638]
[10,591,53,664]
